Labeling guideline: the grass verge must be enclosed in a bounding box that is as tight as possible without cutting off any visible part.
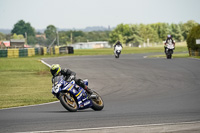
[73,45,188,56]
[0,58,56,109]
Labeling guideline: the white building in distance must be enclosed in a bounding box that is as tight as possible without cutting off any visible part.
[70,41,111,49]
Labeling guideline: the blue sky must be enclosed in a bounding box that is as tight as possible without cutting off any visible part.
[0,0,199,29]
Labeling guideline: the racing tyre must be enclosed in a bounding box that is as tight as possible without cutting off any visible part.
[91,91,104,111]
[117,53,120,58]
[59,92,78,112]
[167,54,172,59]
[115,54,119,58]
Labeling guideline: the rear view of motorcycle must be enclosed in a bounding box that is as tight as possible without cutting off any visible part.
[114,45,122,58]
[165,41,175,59]
[52,76,104,112]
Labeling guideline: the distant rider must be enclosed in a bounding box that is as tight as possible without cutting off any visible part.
[50,64,93,96]
[114,41,123,49]
[164,35,175,53]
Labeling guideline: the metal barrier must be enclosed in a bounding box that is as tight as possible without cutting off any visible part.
[0,46,73,58]
[0,49,7,57]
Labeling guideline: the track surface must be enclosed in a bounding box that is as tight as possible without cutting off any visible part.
[1,54,200,133]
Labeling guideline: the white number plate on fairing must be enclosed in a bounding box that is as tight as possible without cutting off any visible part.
[52,83,61,93]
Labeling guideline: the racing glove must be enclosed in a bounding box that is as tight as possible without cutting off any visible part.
[68,75,75,81]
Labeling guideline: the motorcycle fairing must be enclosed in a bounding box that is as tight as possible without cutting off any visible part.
[52,76,92,109]
[68,86,92,109]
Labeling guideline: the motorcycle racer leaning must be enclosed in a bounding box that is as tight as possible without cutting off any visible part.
[164,35,175,53]
[50,64,93,97]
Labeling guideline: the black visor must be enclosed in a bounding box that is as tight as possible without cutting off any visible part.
[51,69,58,76]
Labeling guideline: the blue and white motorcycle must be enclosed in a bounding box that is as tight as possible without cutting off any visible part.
[52,76,104,112]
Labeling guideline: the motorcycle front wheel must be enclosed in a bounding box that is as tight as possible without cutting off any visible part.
[91,91,104,111]
[167,54,172,59]
[59,92,78,112]
[115,54,119,58]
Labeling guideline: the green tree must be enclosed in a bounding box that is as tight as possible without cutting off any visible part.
[11,33,24,39]
[44,25,57,45]
[109,24,133,45]
[5,34,12,40]
[0,32,6,40]
[150,23,170,41]
[36,36,46,45]
[86,31,109,42]
[58,31,69,45]
[11,20,36,45]
[128,24,143,46]
[109,31,122,44]
[139,24,159,43]
[27,36,36,45]
[181,20,199,40]
[170,23,183,42]
[187,25,200,51]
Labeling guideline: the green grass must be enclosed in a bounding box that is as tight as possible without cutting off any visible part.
[0,58,56,109]
[0,44,191,109]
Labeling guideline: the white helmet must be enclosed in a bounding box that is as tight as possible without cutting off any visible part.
[167,35,171,38]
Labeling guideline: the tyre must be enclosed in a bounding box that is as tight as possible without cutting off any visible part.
[59,92,78,112]
[118,53,120,58]
[91,91,104,111]
[167,54,172,59]
[115,54,119,58]
[167,55,171,59]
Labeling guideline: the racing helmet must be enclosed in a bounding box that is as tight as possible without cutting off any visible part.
[167,35,171,39]
[116,41,121,45]
[50,64,61,76]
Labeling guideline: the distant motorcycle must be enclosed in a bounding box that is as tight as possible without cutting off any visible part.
[165,41,174,59]
[52,76,104,112]
[114,45,122,58]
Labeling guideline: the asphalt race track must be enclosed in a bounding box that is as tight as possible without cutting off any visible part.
[1,54,200,133]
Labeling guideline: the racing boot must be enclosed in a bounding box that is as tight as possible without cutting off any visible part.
[85,86,98,99]
[84,86,93,95]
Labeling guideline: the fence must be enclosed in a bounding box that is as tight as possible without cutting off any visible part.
[0,46,73,58]
[0,47,47,58]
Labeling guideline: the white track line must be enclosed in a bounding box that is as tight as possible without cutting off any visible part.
[0,101,59,110]
[143,56,147,58]
[16,121,200,133]
[41,60,51,68]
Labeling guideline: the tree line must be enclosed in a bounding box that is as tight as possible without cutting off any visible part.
[0,20,199,47]
[109,20,199,46]
[0,20,110,46]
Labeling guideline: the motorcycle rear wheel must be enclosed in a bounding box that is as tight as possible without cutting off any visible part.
[59,92,78,112]
[91,91,104,111]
